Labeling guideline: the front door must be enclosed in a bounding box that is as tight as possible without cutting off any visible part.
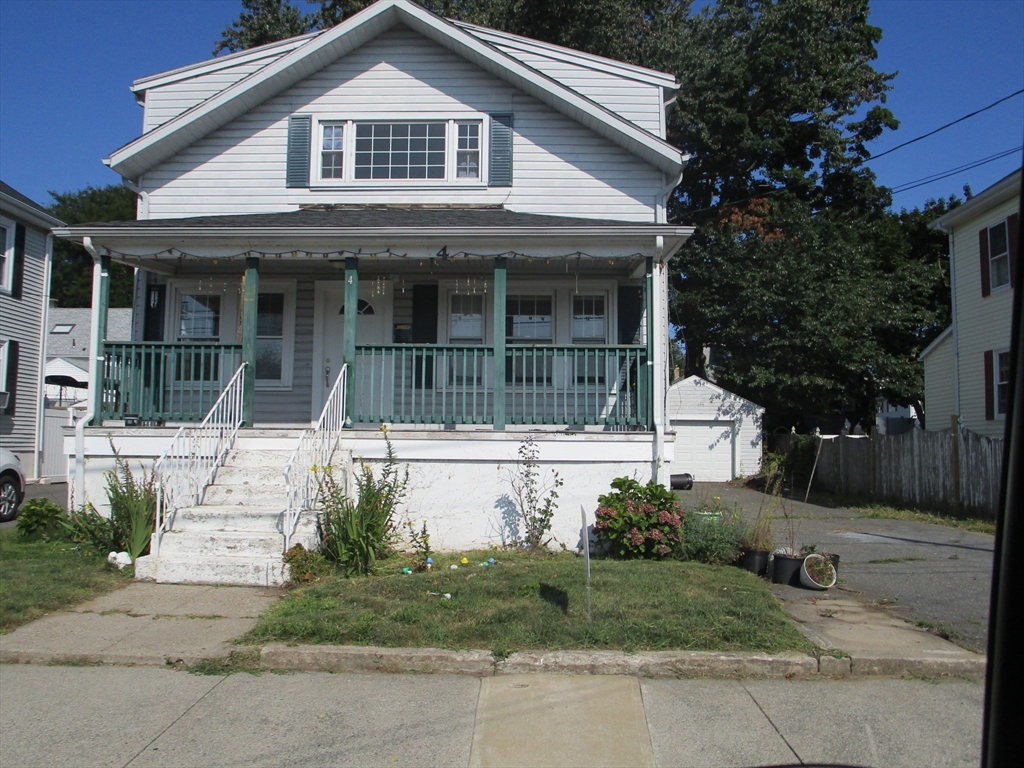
[313,281,388,420]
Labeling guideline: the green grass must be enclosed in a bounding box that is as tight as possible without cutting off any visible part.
[243,550,813,656]
[0,528,131,633]
[855,505,996,535]
[866,556,927,565]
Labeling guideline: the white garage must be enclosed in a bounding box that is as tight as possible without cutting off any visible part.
[667,376,764,482]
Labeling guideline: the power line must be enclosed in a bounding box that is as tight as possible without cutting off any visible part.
[867,89,1024,162]
[891,146,1022,195]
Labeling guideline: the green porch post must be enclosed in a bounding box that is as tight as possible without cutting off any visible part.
[645,256,655,431]
[492,256,507,430]
[241,256,259,427]
[89,254,111,426]
[344,257,358,422]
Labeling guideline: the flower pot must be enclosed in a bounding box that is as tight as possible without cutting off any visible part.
[737,549,769,576]
[800,554,837,590]
[771,553,804,586]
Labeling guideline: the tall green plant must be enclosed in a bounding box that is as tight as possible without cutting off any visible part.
[506,436,562,550]
[104,443,156,562]
[315,428,407,576]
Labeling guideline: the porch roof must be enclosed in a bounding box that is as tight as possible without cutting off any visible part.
[54,208,693,261]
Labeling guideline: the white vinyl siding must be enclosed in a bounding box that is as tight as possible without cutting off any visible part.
[0,220,47,471]
[141,29,661,221]
[922,330,955,431]
[950,195,1018,438]
[142,59,271,132]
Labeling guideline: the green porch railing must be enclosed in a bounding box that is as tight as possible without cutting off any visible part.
[101,342,243,423]
[353,344,648,428]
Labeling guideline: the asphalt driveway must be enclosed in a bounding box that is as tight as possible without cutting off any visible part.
[687,482,995,651]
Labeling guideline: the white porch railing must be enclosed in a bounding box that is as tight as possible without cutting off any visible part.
[283,364,348,551]
[152,363,247,555]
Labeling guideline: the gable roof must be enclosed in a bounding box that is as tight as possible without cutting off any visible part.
[669,375,765,412]
[918,325,952,361]
[106,0,684,181]
[930,168,1021,232]
[46,308,132,359]
[0,180,65,230]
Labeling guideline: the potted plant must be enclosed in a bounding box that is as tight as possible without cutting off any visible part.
[736,506,774,576]
[800,553,837,590]
[770,499,803,585]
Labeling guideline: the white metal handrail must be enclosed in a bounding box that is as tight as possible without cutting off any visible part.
[152,363,247,555]
[283,364,348,550]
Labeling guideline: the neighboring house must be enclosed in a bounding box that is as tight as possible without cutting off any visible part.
[54,0,692,585]
[1,181,64,481]
[922,169,1019,438]
[44,308,132,405]
[666,376,763,482]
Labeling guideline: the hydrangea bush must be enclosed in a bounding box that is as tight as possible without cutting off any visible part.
[593,477,685,558]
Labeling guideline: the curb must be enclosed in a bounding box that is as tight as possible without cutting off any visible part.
[259,644,984,679]
[0,649,200,667]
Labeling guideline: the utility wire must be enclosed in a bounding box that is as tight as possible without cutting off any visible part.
[867,89,1024,162]
[891,146,1022,195]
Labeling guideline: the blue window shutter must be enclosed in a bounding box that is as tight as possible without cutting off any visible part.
[489,114,513,187]
[286,115,312,188]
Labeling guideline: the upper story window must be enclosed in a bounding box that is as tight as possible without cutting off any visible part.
[312,118,484,185]
[997,350,1010,417]
[0,216,14,293]
[988,220,1010,290]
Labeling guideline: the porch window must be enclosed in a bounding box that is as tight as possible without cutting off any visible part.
[573,295,607,384]
[449,294,484,384]
[256,294,284,381]
[177,294,221,381]
[507,295,552,385]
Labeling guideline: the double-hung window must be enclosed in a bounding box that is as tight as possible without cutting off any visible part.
[176,294,221,381]
[0,216,14,293]
[507,295,553,385]
[988,220,1010,290]
[321,123,344,179]
[572,295,607,384]
[256,283,296,388]
[449,294,484,385]
[997,350,1011,417]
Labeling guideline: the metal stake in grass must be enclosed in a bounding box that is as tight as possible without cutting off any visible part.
[581,506,592,621]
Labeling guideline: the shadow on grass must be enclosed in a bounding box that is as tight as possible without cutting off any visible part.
[539,583,569,614]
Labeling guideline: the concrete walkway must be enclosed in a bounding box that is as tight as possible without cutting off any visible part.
[0,665,983,767]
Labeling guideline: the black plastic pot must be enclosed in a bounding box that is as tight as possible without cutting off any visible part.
[771,554,804,586]
[737,549,769,576]
[671,473,694,490]
[828,553,840,572]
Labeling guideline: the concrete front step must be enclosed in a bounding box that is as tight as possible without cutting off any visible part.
[174,505,288,533]
[158,530,287,559]
[135,553,289,587]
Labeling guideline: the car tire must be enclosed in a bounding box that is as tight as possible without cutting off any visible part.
[0,474,22,522]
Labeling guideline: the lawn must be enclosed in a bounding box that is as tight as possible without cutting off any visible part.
[0,528,131,633]
[801,491,997,535]
[243,550,813,656]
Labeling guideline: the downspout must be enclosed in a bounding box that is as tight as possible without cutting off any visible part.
[33,233,54,481]
[74,238,103,508]
[935,222,961,421]
[653,236,666,482]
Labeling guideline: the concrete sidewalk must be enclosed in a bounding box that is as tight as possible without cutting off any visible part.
[0,665,983,767]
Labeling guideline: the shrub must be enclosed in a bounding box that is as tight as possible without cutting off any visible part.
[16,498,67,541]
[681,501,741,565]
[506,436,562,550]
[593,477,684,559]
[404,519,432,570]
[62,506,116,554]
[316,428,407,576]
[283,543,330,583]
[104,447,156,562]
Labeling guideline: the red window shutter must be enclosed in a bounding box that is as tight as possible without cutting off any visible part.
[1008,212,1019,288]
[979,227,990,297]
[984,349,994,420]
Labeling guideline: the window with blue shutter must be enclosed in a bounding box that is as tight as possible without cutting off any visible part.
[489,114,513,187]
[286,115,312,188]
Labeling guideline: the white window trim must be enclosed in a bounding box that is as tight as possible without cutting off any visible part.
[311,115,488,188]
[255,280,297,391]
[0,215,15,294]
[0,338,10,397]
[988,219,1011,293]
[995,347,1010,419]
[506,290,557,344]
[444,286,487,344]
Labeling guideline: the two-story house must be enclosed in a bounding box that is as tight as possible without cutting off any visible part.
[921,168,1019,439]
[55,0,692,585]
[1,181,64,481]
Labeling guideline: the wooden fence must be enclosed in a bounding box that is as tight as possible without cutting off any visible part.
[810,423,1004,517]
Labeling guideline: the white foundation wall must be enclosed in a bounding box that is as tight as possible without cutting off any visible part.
[341,430,667,551]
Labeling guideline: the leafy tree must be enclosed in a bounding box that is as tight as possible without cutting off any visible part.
[48,185,136,308]
[214,0,313,55]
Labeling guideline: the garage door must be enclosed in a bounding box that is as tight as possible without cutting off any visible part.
[670,420,734,482]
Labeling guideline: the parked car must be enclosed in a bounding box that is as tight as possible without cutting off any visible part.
[0,447,26,522]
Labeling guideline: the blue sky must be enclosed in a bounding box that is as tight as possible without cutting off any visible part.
[1,0,1021,213]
